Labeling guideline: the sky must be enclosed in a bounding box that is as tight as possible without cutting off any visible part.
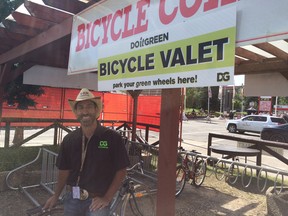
[234,75,245,86]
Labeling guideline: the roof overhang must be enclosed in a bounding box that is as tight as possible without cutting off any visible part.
[0,0,287,95]
[23,65,98,90]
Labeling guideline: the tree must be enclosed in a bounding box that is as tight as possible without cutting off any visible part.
[186,86,220,113]
[3,75,44,147]
[278,97,288,105]
[0,0,24,21]
[3,75,44,110]
[233,86,244,112]
[186,88,204,109]
[1,0,45,147]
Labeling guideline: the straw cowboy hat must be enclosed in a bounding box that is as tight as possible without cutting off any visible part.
[68,88,102,118]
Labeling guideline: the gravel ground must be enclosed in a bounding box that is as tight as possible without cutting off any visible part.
[0,174,267,216]
[175,175,267,216]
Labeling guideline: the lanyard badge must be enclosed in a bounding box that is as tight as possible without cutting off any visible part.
[73,134,91,200]
[72,186,89,200]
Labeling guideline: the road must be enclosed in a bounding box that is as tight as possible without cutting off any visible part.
[178,118,288,172]
[180,117,258,151]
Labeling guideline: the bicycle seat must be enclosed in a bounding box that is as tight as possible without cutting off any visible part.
[190,150,201,154]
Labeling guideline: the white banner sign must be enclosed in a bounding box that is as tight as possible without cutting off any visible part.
[98,8,236,91]
[68,0,288,75]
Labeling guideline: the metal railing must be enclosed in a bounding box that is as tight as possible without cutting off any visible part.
[0,118,160,148]
[207,133,288,166]
[5,148,59,206]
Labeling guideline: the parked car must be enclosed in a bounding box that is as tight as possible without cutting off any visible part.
[226,115,287,134]
[260,123,288,143]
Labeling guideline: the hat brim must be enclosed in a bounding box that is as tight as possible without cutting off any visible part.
[68,97,102,119]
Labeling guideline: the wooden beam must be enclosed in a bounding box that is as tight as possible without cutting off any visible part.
[24,35,71,68]
[12,11,55,30]
[235,56,245,65]
[2,19,40,37]
[43,0,87,14]
[236,47,266,62]
[235,59,288,75]
[0,43,13,51]
[0,16,73,65]
[24,0,72,24]
[127,90,142,141]
[0,27,28,42]
[86,0,103,7]
[157,88,181,216]
[280,71,288,80]
[254,42,288,61]
[0,37,20,47]
[0,84,4,119]
[0,63,13,85]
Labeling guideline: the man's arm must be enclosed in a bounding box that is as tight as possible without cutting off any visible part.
[89,168,127,211]
[104,168,127,202]
[43,169,70,210]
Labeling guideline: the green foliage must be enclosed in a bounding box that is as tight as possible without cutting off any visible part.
[244,97,258,110]
[0,145,60,171]
[185,86,220,112]
[186,88,204,109]
[0,0,24,21]
[3,75,44,110]
[278,97,288,105]
[185,86,272,113]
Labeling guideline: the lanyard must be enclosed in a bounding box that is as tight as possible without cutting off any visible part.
[76,134,91,186]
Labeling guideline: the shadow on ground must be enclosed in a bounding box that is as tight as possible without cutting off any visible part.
[175,175,267,216]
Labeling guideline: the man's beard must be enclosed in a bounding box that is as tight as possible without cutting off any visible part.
[78,114,96,127]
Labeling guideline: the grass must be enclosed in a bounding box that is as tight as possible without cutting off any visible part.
[0,145,60,172]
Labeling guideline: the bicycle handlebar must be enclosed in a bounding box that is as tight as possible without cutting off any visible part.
[178,146,201,155]
[127,161,144,174]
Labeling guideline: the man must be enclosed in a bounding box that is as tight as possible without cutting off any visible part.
[44,88,130,216]
[229,110,234,119]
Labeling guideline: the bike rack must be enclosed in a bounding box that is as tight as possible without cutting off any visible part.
[175,150,288,194]
[5,148,59,207]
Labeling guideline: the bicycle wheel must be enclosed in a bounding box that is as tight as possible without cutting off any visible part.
[122,183,155,216]
[192,159,206,187]
[175,165,186,197]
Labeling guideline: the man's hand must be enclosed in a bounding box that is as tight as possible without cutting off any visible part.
[89,196,110,211]
[43,195,59,211]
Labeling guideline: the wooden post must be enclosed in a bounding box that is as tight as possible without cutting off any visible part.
[5,121,10,148]
[53,123,58,145]
[156,88,181,216]
[127,90,141,141]
[207,133,212,156]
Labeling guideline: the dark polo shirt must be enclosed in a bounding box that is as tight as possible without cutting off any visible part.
[56,122,130,196]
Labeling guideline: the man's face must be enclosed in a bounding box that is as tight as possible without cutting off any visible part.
[75,100,97,127]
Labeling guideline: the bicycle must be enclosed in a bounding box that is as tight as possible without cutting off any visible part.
[26,161,155,216]
[26,200,63,216]
[175,147,207,197]
[110,161,155,216]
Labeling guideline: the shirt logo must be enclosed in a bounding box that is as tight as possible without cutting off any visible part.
[98,141,108,149]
